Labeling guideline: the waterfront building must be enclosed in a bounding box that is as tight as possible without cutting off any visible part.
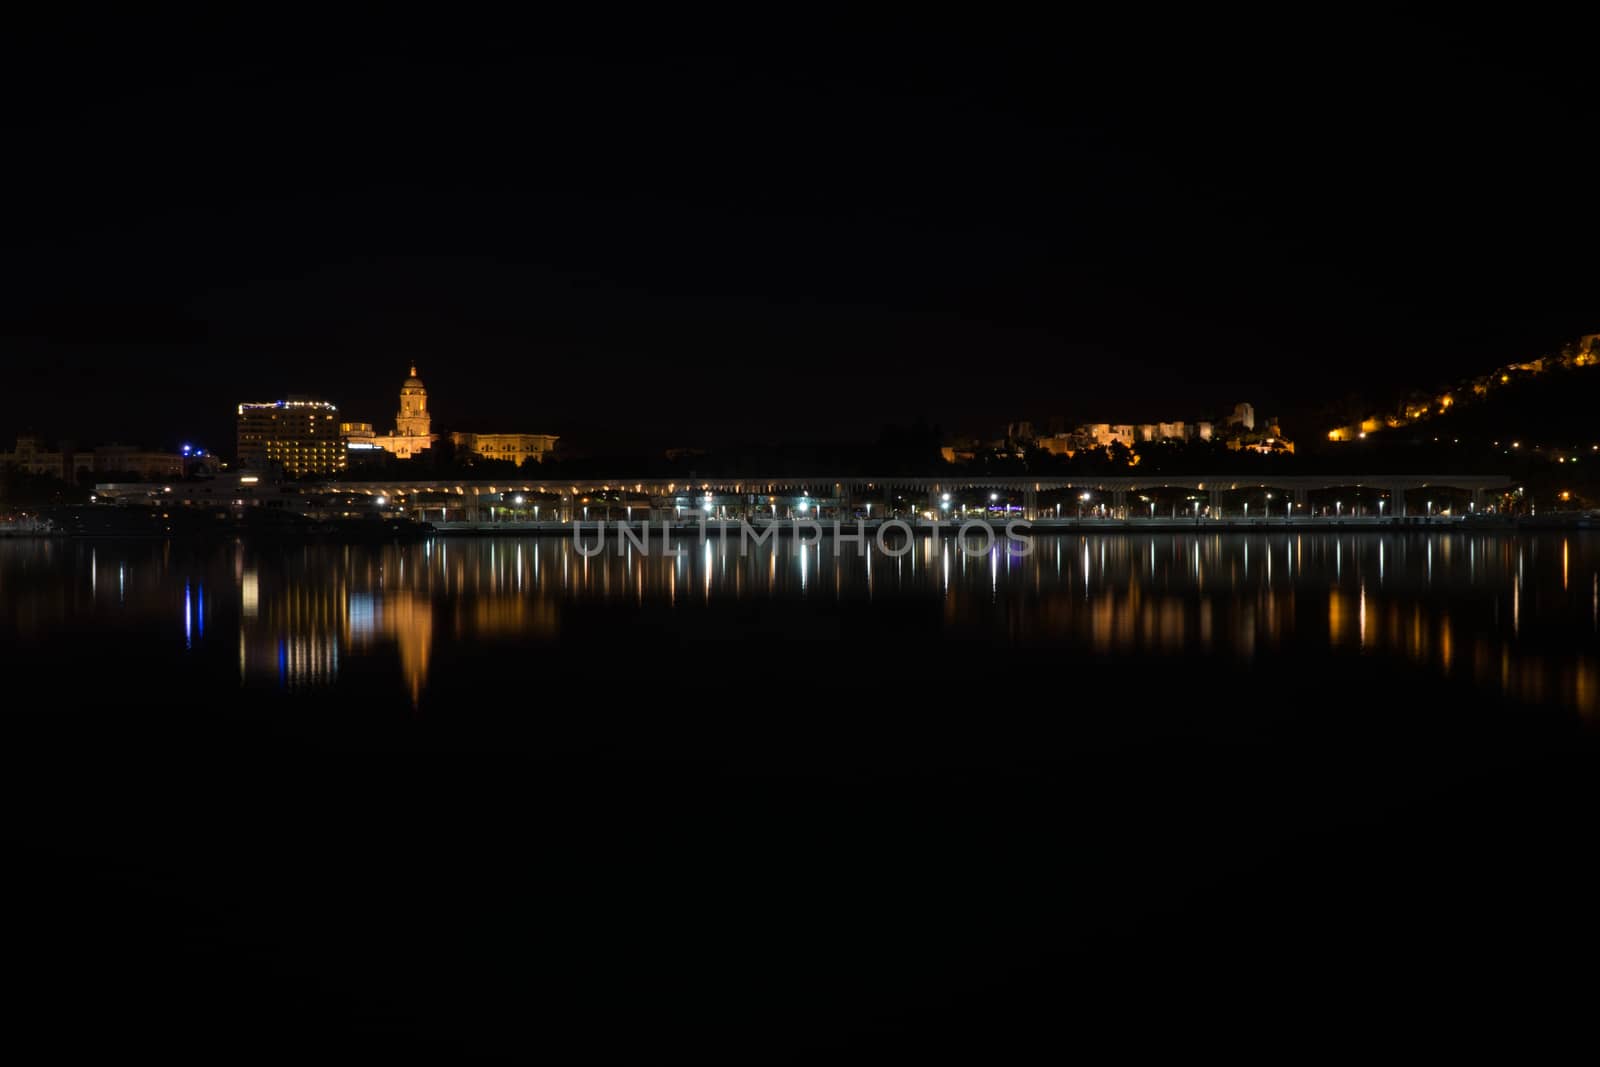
[450,432,560,466]
[236,398,346,476]
[345,440,390,467]
[3,435,185,481]
[92,445,184,479]
[1,434,94,480]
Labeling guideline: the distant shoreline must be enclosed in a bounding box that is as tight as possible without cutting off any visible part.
[7,515,1595,540]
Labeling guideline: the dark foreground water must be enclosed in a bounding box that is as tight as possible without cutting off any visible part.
[4,532,1600,1057]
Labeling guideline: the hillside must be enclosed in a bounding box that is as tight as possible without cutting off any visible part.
[1320,334,1600,454]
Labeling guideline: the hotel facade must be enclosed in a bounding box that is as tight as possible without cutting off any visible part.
[236,399,346,476]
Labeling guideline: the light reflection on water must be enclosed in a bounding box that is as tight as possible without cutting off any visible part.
[2,533,1598,713]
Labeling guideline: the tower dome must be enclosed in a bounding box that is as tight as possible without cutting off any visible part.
[395,365,431,437]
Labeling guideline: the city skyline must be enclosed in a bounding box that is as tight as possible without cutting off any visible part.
[9,13,1600,1058]
[4,15,1598,455]
[1,331,1589,465]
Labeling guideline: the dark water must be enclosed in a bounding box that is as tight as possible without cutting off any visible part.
[5,532,1600,1056]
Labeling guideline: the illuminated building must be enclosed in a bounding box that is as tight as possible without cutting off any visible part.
[1038,435,1076,457]
[1,434,94,480]
[339,421,386,466]
[372,366,437,460]
[449,432,559,466]
[996,404,1262,460]
[345,440,389,466]
[92,445,185,479]
[1080,424,1135,448]
[236,398,346,475]
[3,435,184,481]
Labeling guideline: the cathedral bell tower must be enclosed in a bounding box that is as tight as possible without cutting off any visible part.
[396,365,431,437]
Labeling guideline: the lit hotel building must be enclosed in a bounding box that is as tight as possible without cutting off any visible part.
[236,398,346,475]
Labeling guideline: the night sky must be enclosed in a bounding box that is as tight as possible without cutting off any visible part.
[2,13,1595,455]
